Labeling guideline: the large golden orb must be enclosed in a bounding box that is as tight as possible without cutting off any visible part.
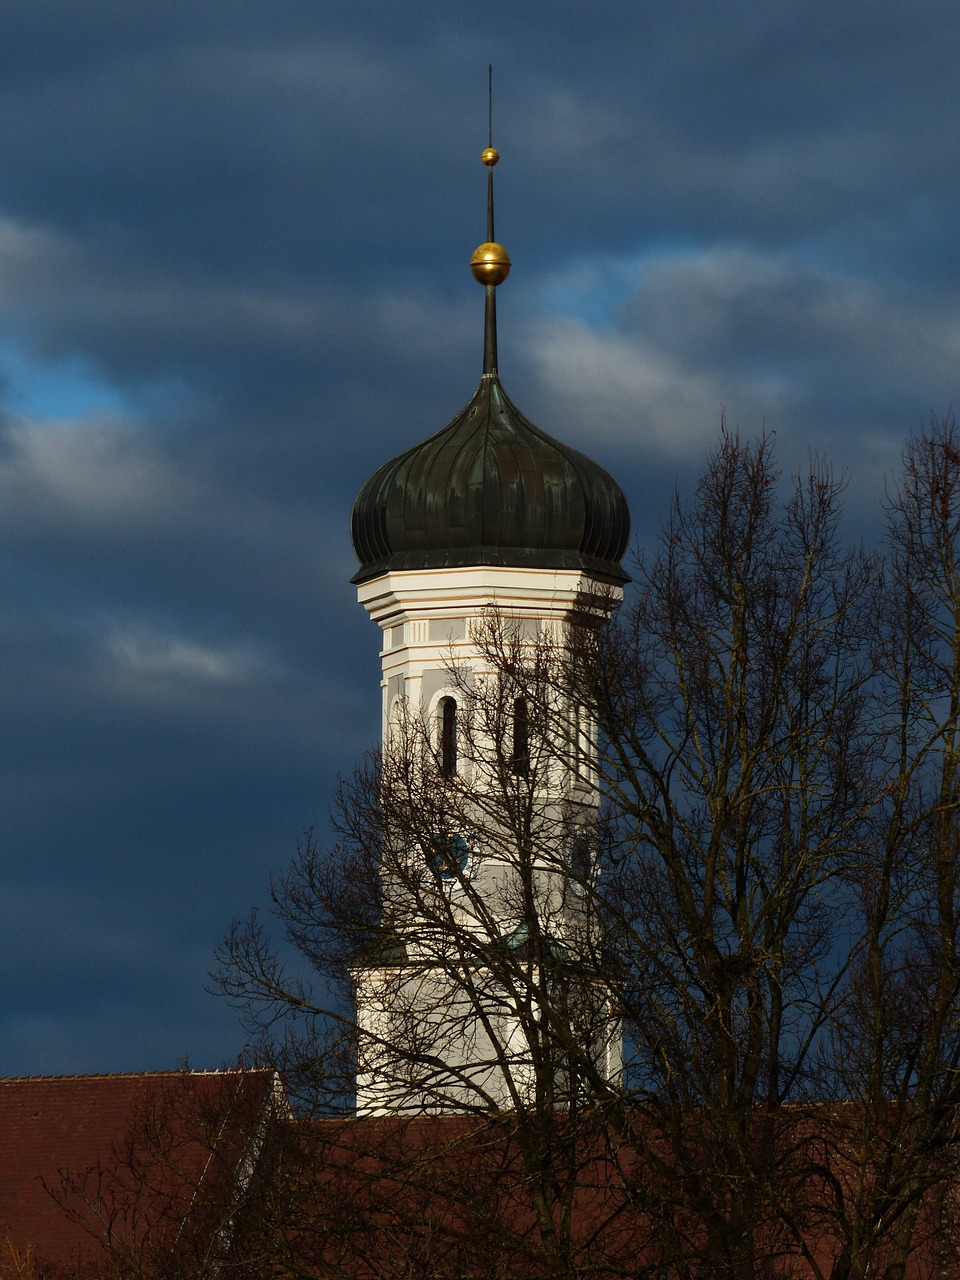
[470,241,511,285]
[481,146,500,166]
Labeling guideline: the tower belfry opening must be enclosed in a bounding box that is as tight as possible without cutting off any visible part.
[350,118,630,1115]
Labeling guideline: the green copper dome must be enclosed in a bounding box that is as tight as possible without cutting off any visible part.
[350,375,630,586]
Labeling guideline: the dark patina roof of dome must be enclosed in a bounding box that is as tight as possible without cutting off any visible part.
[351,375,630,586]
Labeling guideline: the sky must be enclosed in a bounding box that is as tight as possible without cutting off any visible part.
[1,0,959,1075]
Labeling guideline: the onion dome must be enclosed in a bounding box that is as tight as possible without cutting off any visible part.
[351,129,630,587]
[350,375,630,585]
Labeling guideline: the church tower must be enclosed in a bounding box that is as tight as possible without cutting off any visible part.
[350,135,630,1115]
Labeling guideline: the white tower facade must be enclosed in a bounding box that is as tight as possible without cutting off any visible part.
[349,146,630,1115]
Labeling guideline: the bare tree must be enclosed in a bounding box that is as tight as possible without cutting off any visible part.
[562,430,879,1277]
[221,612,637,1278]
[218,425,960,1280]
[809,414,960,1280]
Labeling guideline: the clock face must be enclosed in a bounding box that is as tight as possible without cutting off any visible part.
[426,833,469,880]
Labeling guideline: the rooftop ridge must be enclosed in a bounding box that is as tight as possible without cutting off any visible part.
[0,1066,270,1083]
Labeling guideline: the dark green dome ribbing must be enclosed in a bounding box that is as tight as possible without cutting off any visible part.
[351,375,630,586]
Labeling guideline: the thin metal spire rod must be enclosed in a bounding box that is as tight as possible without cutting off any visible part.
[488,64,493,148]
[483,287,498,377]
[486,162,495,244]
[486,65,495,242]
[469,63,509,378]
[483,65,497,374]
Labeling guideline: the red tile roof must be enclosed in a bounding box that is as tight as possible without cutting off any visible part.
[0,1069,278,1274]
[1,1079,956,1280]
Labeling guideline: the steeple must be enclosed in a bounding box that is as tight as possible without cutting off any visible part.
[351,124,629,589]
[350,100,628,1115]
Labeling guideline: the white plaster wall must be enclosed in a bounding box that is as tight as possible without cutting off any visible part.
[353,564,623,1114]
[355,963,621,1115]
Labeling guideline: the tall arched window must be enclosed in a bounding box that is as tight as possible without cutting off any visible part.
[512,697,529,776]
[572,702,590,780]
[571,833,591,884]
[440,696,458,778]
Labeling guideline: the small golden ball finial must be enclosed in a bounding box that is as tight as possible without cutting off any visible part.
[481,146,500,167]
[470,241,511,286]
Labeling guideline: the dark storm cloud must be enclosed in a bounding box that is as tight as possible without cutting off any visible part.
[0,0,959,1072]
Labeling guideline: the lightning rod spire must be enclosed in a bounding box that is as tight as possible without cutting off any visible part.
[469,65,511,377]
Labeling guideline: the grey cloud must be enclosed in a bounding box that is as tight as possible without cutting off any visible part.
[0,0,958,1075]
[525,245,960,451]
